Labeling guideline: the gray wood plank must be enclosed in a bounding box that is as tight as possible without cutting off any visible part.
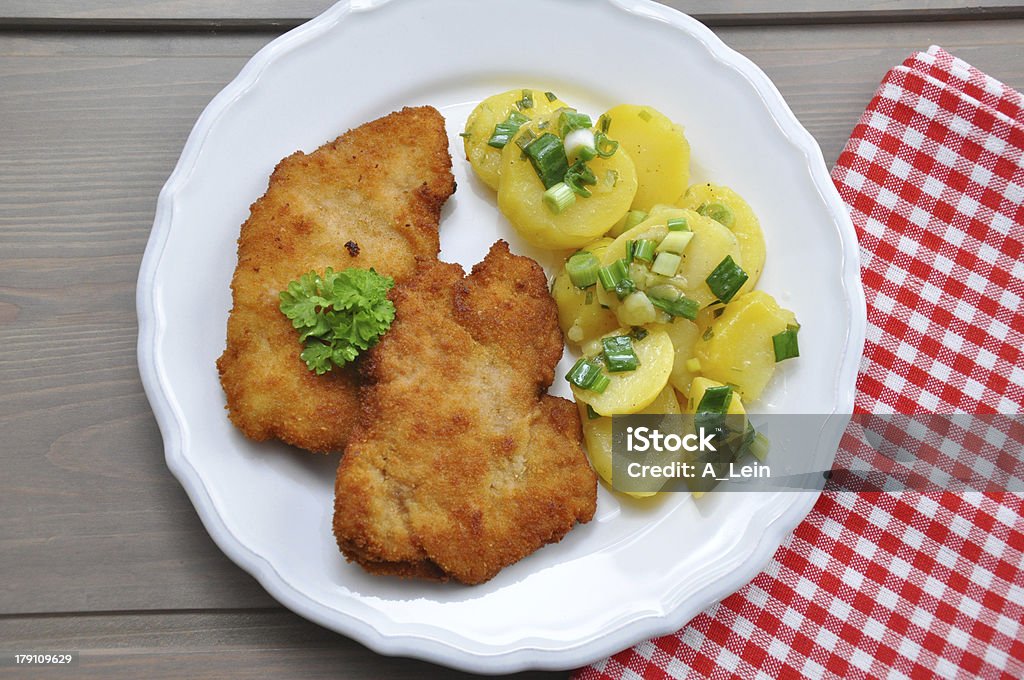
[0,610,563,679]
[0,0,1022,26]
[0,21,1022,618]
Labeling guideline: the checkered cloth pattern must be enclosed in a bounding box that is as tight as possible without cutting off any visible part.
[574,47,1024,679]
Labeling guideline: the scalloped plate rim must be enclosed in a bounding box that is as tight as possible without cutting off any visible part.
[136,0,866,672]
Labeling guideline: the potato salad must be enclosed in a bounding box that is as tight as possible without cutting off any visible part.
[463,89,800,495]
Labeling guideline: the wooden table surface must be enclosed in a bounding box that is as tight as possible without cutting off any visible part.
[1,1,1022,678]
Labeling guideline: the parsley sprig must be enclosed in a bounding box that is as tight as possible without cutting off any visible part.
[279,267,395,375]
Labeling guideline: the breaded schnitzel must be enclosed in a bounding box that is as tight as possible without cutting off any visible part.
[333,241,597,584]
[217,106,455,453]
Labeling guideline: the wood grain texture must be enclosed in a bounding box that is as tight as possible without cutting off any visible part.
[0,0,1022,27]
[0,610,559,679]
[0,11,1022,679]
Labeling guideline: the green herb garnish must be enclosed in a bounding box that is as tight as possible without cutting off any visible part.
[564,159,597,197]
[566,250,601,288]
[566,357,609,393]
[602,335,640,373]
[772,324,801,362]
[594,131,618,158]
[705,255,748,304]
[487,110,530,149]
[279,267,395,375]
[522,132,569,189]
[516,89,534,110]
[558,110,593,138]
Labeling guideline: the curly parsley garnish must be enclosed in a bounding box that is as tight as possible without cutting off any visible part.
[279,267,395,375]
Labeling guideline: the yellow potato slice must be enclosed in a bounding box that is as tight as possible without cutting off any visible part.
[602,104,691,211]
[693,291,797,402]
[572,327,673,415]
[593,206,685,312]
[675,212,743,308]
[552,238,619,345]
[678,183,765,295]
[596,208,741,311]
[462,89,570,191]
[655,317,701,396]
[579,385,681,498]
[498,116,638,249]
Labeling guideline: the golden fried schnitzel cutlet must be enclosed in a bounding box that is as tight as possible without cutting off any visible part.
[333,241,598,584]
[217,106,455,453]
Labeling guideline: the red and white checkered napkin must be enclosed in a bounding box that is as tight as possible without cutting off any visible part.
[575,46,1024,679]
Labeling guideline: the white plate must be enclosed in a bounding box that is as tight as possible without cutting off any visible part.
[137,0,865,672]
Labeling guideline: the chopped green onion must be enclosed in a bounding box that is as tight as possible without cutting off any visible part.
[705,255,748,303]
[772,324,800,362]
[667,217,689,232]
[486,110,530,149]
[657,231,693,255]
[625,240,635,262]
[697,384,733,414]
[458,132,472,139]
[584,289,594,305]
[522,133,569,189]
[597,259,629,291]
[594,131,618,158]
[559,110,593,138]
[544,91,558,102]
[638,108,652,122]
[566,357,604,390]
[685,357,702,373]
[598,114,611,133]
[698,202,735,228]
[702,326,714,341]
[649,293,699,320]
[576,146,597,162]
[543,182,576,214]
[565,159,597,197]
[602,335,640,373]
[590,372,610,393]
[632,239,657,264]
[566,251,600,288]
[624,210,647,231]
[614,279,636,300]
[516,89,534,110]
[651,251,682,277]
[586,403,601,419]
[515,128,538,151]
[631,326,649,341]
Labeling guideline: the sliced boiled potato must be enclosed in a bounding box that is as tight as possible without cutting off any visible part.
[572,327,673,415]
[685,377,748,498]
[579,385,681,498]
[655,317,701,395]
[594,206,687,312]
[679,183,765,295]
[602,104,691,211]
[596,208,741,311]
[552,238,619,345]
[498,116,638,249]
[693,291,797,402]
[675,211,743,308]
[462,88,570,191]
